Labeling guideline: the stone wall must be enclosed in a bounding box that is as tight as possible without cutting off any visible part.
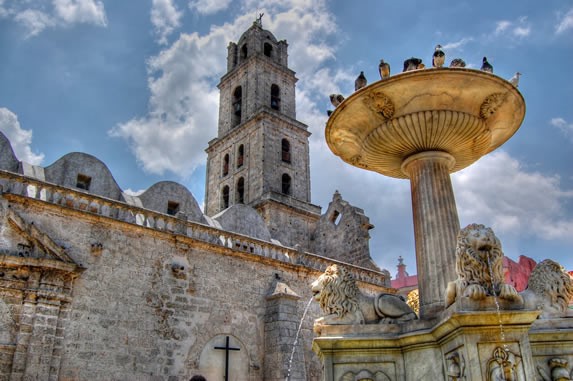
[0,170,390,380]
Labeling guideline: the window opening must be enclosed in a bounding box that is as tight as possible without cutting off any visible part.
[222,186,230,209]
[76,174,92,191]
[281,139,291,163]
[232,86,242,127]
[271,84,280,111]
[167,201,180,216]
[223,154,230,176]
[240,44,248,60]
[237,144,244,168]
[236,177,245,204]
[264,43,272,57]
[281,173,291,195]
[330,210,342,225]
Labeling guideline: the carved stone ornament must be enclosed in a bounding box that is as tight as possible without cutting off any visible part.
[521,259,573,318]
[445,223,523,308]
[537,358,573,381]
[446,351,466,381]
[406,288,419,315]
[340,369,390,381]
[480,92,507,119]
[363,91,395,119]
[311,264,417,333]
[486,347,521,381]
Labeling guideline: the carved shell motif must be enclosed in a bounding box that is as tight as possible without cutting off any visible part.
[363,91,395,119]
[480,92,507,119]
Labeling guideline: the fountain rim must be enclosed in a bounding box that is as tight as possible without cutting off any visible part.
[325,67,526,178]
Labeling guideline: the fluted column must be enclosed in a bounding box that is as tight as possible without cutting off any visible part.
[402,151,460,318]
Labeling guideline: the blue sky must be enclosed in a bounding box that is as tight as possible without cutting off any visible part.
[1,0,572,276]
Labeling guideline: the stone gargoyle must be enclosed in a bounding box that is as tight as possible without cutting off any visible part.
[311,264,417,331]
[521,259,573,319]
[445,223,523,308]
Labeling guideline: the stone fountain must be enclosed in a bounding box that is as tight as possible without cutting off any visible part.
[312,68,573,380]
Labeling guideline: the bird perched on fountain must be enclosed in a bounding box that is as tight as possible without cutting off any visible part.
[449,58,466,68]
[355,71,367,91]
[403,57,423,72]
[509,72,521,87]
[432,45,445,68]
[481,57,493,73]
[329,94,345,108]
[379,59,391,79]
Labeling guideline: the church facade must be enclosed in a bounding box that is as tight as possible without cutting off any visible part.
[0,21,390,380]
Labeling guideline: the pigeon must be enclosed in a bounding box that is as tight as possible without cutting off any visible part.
[379,59,391,79]
[449,58,466,68]
[329,94,345,108]
[355,71,367,91]
[481,57,493,73]
[432,45,445,68]
[509,72,521,87]
[403,57,423,72]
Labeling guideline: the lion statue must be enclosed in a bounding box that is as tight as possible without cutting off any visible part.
[311,264,417,331]
[521,259,573,318]
[445,224,522,308]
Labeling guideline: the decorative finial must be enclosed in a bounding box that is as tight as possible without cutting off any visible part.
[256,12,264,27]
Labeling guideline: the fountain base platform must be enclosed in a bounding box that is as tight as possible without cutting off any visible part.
[313,302,573,380]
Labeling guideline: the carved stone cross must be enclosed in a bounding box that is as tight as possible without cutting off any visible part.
[214,336,240,381]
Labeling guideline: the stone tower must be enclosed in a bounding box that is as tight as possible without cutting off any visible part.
[205,19,320,249]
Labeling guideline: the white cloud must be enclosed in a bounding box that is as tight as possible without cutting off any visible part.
[453,151,573,242]
[151,0,182,45]
[0,108,44,165]
[551,117,573,141]
[110,15,252,176]
[13,9,55,37]
[188,0,232,15]
[1,0,107,37]
[442,37,474,52]
[112,2,341,178]
[556,8,573,34]
[53,0,107,26]
[494,16,531,39]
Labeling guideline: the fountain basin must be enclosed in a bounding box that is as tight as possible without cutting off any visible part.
[326,68,526,178]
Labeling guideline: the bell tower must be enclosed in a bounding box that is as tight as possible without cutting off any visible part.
[204,19,320,249]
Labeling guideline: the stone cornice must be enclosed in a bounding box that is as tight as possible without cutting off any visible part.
[0,170,388,288]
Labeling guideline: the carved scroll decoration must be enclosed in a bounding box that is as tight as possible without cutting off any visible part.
[480,92,507,119]
[363,91,395,119]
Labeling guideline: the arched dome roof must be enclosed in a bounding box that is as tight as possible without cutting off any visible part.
[44,152,123,200]
[138,181,205,223]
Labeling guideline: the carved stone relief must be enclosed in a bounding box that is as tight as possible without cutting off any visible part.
[480,93,507,119]
[339,369,390,381]
[363,91,395,119]
[486,347,521,381]
[445,350,466,381]
[537,358,573,381]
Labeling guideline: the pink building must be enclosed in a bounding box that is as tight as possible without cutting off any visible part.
[392,255,539,296]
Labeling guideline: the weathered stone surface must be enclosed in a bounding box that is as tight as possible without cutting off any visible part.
[0,131,19,173]
[44,152,123,201]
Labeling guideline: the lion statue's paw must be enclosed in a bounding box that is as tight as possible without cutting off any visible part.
[463,284,487,300]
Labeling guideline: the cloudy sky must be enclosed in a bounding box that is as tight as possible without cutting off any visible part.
[1,0,572,276]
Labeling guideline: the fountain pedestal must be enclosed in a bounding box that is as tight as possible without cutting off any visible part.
[325,68,525,319]
[313,68,573,380]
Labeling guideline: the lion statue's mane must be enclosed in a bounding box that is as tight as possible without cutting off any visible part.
[312,264,417,332]
[445,224,522,307]
[521,259,573,318]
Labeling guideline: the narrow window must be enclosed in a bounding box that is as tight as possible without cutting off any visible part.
[264,43,272,57]
[232,86,242,127]
[236,177,245,204]
[330,210,342,225]
[237,144,244,168]
[281,173,291,195]
[271,84,280,111]
[241,44,248,60]
[281,139,291,163]
[222,154,229,176]
[76,174,92,191]
[167,201,180,216]
[222,186,230,209]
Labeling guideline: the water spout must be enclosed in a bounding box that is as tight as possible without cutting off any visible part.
[285,297,313,381]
